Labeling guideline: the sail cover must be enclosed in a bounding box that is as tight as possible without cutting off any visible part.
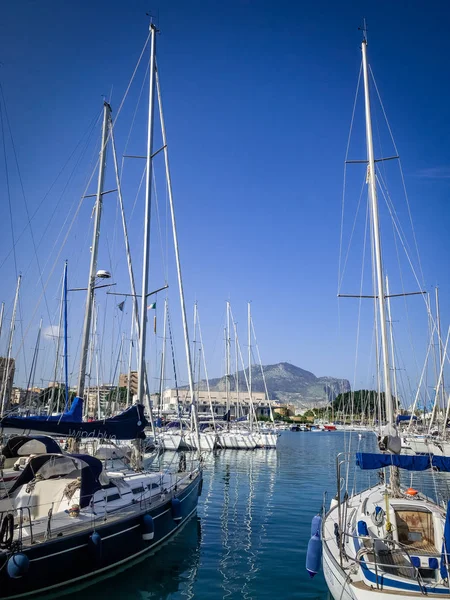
[356,452,450,472]
[0,404,148,440]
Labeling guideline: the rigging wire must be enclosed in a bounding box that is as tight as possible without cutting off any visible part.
[369,64,426,289]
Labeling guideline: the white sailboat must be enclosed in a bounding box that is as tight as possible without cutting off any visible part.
[317,29,450,599]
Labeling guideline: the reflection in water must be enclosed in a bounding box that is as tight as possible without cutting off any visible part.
[61,432,383,600]
[62,516,202,600]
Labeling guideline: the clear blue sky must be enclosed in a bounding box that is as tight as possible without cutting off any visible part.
[0,0,449,400]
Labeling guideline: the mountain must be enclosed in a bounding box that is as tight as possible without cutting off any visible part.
[196,362,351,411]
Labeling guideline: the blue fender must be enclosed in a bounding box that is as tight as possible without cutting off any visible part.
[7,554,29,579]
[171,497,182,522]
[142,514,155,541]
[89,531,102,562]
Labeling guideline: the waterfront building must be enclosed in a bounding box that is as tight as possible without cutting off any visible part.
[161,388,273,418]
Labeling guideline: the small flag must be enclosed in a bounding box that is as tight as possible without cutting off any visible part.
[147,302,156,310]
[117,301,125,312]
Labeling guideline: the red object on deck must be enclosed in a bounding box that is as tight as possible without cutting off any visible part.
[323,425,336,431]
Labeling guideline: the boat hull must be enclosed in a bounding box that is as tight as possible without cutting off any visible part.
[0,472,202,598]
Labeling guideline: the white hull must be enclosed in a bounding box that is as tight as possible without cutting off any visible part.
[217,432,257,449]
[159,432,182,451]
[252,432,278,448]
[183,432,217,451]
[402,436,450,456]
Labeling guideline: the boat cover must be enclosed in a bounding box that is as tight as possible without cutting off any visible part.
[396,414,418,423]
[0,404,148,440]
[8,453,102,508]
[18,396,83,422]
[1,435,62,458]
[356,452,450,472]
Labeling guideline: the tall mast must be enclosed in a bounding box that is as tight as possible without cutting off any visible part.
[248,302,252,427]
[134,22,158,445]
[361,35,394,426]
[77,101,111,399]
[1,275,21,416]
[226,302,231,419]
[63,260,69,409]
[137,23,157,406]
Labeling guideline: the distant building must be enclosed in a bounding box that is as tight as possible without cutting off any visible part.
[119,371,138,396]
[273,403,298,418]
[0,357,15,410]
[162,389,273,418]
[86,384,114,417]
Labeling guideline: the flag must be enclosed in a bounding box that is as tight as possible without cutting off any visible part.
[117,301,125,312]
[147,302,156,310]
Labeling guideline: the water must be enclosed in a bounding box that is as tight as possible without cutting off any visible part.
[62,431,448,600]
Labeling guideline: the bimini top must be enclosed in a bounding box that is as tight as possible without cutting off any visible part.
[356,452,450,472]
[8,453,103,508]
[1,435,62,459]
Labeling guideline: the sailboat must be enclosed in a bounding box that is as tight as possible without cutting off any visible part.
[0,23,202,598]
[317,29,450,599]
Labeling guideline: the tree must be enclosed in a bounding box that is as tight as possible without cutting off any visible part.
[331,390,394,419]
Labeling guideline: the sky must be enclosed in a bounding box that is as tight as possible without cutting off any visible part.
[0,0,449,403]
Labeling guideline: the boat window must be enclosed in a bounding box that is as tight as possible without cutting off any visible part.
[132,486,144,494]
[106,493,121,502]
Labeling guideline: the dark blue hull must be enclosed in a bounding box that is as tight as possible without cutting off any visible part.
[0,472,202,598]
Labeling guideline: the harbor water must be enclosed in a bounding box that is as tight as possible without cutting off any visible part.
[61,430,449,600]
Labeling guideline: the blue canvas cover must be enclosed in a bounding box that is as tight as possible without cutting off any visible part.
[396,415,418,424]
[356,452,450,472]
[1,404,148,440]
[20,396,83,423]
[355,453,431,471]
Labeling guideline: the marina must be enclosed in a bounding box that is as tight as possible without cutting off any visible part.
[0,2,449,599]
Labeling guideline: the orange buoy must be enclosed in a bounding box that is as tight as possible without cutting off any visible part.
[405,487,418,496]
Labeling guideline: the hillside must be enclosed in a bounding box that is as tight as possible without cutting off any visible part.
[196,362,351,410]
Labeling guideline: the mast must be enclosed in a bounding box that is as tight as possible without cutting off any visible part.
[226,302,231,421]
[1,275,21,416]
[0,302,4,340]
[77,101,111,399]
[125,309,134,408]
[248,302,252,428]
[158,298,168,415]
[137,23,157,410]
[435,287,446,416]
[361,35,394,426]
[63,259,69,409]
[385,276,399,415]
[49,263,65,415]
[25,317,42,409]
